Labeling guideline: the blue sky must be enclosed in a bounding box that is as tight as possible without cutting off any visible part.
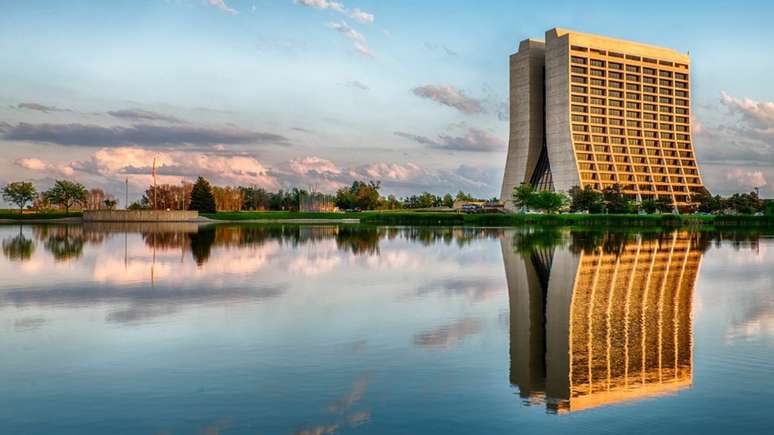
[2,0,774,203]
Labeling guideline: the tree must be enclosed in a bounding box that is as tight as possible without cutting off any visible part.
[512,183,535,210]
[189,177,216,213]
[442,193,454,208]
[640,198,657,214]
[568,185,603,213]
[602,184,633,214]
[2,182,37,214]
[455,191,475,202]
[531,190,569,214]
[335,180,381,210]
[103,198,117,209]
[43,180,87,213]
[655,196,674,213]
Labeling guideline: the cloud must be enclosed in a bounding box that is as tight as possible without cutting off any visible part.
[395,127,504,152]
[424,42,457,57]
[19,147,281,189]
[328,21,373,58]
[14,102,71,113]
[726,168,767,190]
[1,122,288,147]
[344,80,369,91]
[412,85,484,114]
[289,156,342,176]
[207,0,238,14]
[721,91,774,129]
[294,0,374,23]
[107,109,184,124]
[348,8,373,23]
[15,157,75,176]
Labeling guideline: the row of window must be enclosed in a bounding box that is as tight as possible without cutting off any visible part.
[581,174,701,184]
[572,125,690,137]
[570,73,688,90]
[569,102,690,121]
[571,100,689,114]
[570,86,689,100]
[572,131,691,141]
[570,51,689,76]
[572,115,690,129]
[574,143,695,157]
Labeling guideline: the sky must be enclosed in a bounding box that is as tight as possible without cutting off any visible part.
[2,0,774,205]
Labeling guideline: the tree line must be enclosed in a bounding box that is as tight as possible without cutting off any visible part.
[512,183,773,215]
[2,180,116,214]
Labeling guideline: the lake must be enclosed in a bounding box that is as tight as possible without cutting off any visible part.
[1,223,772,434]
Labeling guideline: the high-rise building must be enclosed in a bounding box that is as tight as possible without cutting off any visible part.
[501,28,704,208]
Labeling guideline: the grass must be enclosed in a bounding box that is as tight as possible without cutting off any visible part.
[0,211,82,220]
[3,209,773,228]
[201,211,361,220]
[201,210,774,228]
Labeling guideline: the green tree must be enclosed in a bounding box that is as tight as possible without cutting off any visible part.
[335,180,381,210]
[2,182,37,214]
[103,198,117,209]
[602,184,633,214]
[531,190,569,214]
[512,183,535,210]
[441,193,454,208]
[43,180,87,213]
[455,190,475,202]
[655,196,674,213]
[189,177,216,213]
[568,185,603,213]
[640,198,657,214]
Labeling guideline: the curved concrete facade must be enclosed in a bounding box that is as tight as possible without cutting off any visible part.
[501,28,705,208]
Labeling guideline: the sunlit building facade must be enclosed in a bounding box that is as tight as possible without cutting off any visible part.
[501,29,704,208]
[502,231,702,413]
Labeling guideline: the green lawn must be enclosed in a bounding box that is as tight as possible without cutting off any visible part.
[201,210,774,228]
[0,211,82,220]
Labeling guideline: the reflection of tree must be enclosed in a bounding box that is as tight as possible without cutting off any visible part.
[335,226,381,255]
[511,228,564,255]
[188,227,216,266]
[1,226,35,261]
[43,226,85,262]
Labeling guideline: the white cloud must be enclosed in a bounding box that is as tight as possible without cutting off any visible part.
[412,85,484,114]
[294,0,374,23]
[207,0,238,15]
[348,8,373,23]
[328,21,373,58]
[15,157,75,177]
[289,156,342,176]
[726,168,767,190]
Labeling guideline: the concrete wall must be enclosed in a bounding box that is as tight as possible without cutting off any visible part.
[545,29,582,194]
[83,210,199,222]
[500,39,546,209]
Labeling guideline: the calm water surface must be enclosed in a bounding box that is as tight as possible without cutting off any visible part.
[1,223,773,434]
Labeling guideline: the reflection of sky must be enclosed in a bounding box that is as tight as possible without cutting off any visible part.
[1,225,774,434]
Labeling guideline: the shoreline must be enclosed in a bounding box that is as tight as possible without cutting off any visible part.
[1,212,773,228]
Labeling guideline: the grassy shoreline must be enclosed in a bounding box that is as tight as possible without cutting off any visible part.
[205,211,774,228]
[2,210,773,228]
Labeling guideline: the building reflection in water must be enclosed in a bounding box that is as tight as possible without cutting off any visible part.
[503,230,703,413]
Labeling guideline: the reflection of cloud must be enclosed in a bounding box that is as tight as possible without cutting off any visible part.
[414,278,503,302]
[1,283,285,324]
[414,318,481,349]
[328,373,370,413]
[727,305,774,342]
[294,424,338,435]
[14,316,46,332]
[347,411,370,427]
